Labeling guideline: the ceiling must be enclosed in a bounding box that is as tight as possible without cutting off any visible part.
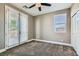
[11,3,72,16]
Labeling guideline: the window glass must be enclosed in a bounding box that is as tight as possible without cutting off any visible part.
[54,14,67,33]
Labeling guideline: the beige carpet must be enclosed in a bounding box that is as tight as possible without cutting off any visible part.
[0,41,77,56]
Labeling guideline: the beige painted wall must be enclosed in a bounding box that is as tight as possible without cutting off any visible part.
[34,9,71,43]
[0,4,5,49]
[71,3,79,55]
[28,15,34,39]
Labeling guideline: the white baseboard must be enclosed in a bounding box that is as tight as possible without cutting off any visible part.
[20,39,33,45]
[6,43,20,49]
[6,39,33,50]
[31,39,72,47]
[0,39,72,54]
[0,49,6,53]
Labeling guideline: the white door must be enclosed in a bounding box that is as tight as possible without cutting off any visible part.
[5,6,19,47]
[72,11,79,55]
[20,13,28,44]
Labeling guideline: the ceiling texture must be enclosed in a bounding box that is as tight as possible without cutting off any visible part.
[11,3,72,16]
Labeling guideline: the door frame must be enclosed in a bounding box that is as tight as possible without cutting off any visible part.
[5,5,20,49]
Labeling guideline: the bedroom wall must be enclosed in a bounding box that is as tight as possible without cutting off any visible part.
[0,4,5,49]
[34,8,71,43]
[28,15,35,39]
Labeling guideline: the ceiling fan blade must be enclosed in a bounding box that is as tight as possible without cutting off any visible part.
[41,3,51,6]
[29,4,36,8]
[38,7,41,11]
[23,5,29,8]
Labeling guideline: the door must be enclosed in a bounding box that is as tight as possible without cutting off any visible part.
[72,11,79,55]
[5,6,19,47]
[20,13,28,44]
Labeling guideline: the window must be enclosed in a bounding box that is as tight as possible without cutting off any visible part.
[54,13,67,33]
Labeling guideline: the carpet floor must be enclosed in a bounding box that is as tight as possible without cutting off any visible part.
[0,41,77,56]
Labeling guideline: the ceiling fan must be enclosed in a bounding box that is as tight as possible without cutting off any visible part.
[23,3,51,11]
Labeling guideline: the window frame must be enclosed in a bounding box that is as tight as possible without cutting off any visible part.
[54,13,67,33]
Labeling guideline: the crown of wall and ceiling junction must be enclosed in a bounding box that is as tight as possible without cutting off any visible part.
[11,3,72,16]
